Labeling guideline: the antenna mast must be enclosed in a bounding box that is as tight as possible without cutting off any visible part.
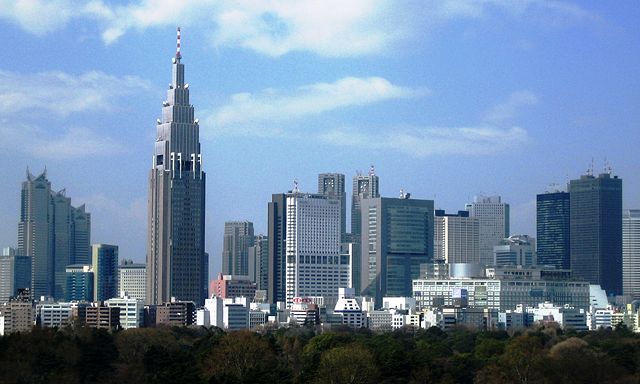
[176,27,182,61]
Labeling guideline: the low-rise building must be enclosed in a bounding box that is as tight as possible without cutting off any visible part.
[106,293,144,329]
[37,302,73,328]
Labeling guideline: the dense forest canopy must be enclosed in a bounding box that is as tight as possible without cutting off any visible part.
[1,324,639,383]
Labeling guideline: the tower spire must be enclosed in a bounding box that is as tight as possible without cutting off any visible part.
[176,27,182,61]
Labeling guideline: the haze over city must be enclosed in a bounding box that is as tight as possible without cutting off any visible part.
[0,1,638,280]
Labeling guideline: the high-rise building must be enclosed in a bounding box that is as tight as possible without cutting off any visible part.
[0,254,31,302]
[65,264,94,302]
[285,192,348,308]
[221,221,255,276]
[361,196,434,306]
[18,170,90,300]
[434,210,479,264]
[147,28,207,305]
[92,244,118,301]
[623,210,640,299]
[318,173,346,241]
[465,195,510,266]
[267,193,288,304]
[18,170,52,299]
[350,167,379,295]
[248,234,268,289]
[569,173,622,296]
[351,166,379,238]
[493,235,536,266]
[118,261,146,302]
[536,191,570,269]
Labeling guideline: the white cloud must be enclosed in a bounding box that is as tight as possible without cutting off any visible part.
[0,123,125,159]
[0,1,599,57]
[206,76,424,133]
[319,126,529,158]
[483,90,539,123]
[0,70,150,117]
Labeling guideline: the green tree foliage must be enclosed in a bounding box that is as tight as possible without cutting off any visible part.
[1,324,640,383]
[313,344,379,384]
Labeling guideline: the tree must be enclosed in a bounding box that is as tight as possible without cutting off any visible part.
[313,344,379,384]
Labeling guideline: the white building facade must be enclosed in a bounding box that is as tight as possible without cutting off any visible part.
[285,193,349,308]
[434,210,479,264]
[623,210,640,299]
[465,196,510,266]
[118,263,146,302]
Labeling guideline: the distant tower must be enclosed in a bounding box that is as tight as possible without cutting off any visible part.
[285,191,347,308]
[147,28,207,305]
[434,210,479,264]
[465,195,510,266]
[350,167,379,294]
[536,191,570,269]
[569,172,622,296]
[18,169,53,299]
[18,170,90,300]
[92,244,118,301]
[623,210,640,299]
[221,221,255,276]
[318,173,346,241]
[361,196,434,306]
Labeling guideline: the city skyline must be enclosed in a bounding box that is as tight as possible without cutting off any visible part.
[0,2,638,280]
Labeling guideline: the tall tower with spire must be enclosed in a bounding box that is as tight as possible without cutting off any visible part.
[147,28,207,305]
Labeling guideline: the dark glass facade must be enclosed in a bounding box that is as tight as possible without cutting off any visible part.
[536,192,570,269]
[569,173,622,296]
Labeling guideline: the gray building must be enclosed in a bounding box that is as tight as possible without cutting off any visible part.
[147,28,207,305]
[18,170,90,300]
[222,221,255,276]
[318,173,346,241]
[569,173,623,296]
[434,210,479,264]
[623,210,640,299]
[0,253,31,302]
[465,195,510,266]
[536,191,570,269]
[351,166,379,294]
[248,234,268,290]
[413,265,590,311]
[493,235,536,266]
[361,196,434,306]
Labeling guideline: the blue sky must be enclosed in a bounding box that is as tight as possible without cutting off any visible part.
[0,1,638,279]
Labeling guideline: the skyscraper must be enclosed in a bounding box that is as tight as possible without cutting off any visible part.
[285,192,348,308]
[248,234,268,290]
[267,193,288,304]
[18,170,90,300]
[318,173,346,241]
[18,170,52,299]
[0,253,31,302]
[569,172,622,296]
[350,167,379,295]
[118,261,146,302]
[147,28,207,305]
[623,210,640,299]
[434,210,479,264]
[92,244,118,301]
[361,196,434,306]
[536,191,570,269]
[221,221,255,276]
[465,195,510,266]
[351,166,379,238]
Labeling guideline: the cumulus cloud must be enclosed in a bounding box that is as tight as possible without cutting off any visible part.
[0,123,125,160]
[0,70,150,117]
[206,76,424,133]
[0,1,599,57]
[483,90,539,123]
[319,126,529,158]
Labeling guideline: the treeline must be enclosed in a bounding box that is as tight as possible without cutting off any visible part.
[1,324,640,383]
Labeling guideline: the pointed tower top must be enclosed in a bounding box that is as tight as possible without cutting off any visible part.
[175,27,182,61]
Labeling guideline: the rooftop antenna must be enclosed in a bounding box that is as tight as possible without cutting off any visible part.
[399,189,405,199]
[369,164,375,176]
[175,27,182,61]
[293,178,299,193]
[587,157,594,176]
[604,156,613,175]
